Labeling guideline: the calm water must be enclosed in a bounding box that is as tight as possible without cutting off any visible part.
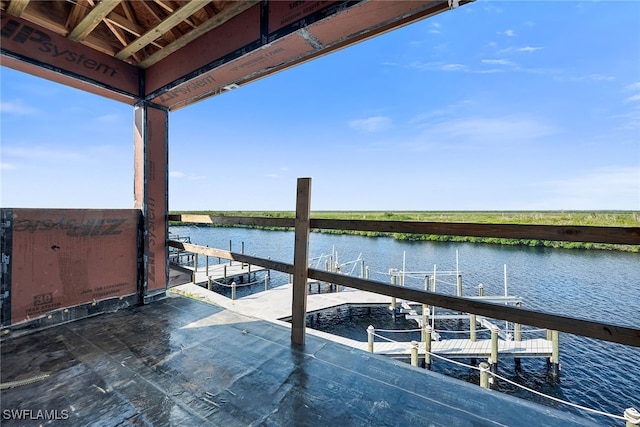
[170,225,640,426]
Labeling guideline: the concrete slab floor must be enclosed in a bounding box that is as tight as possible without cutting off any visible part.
[1,295,597,426]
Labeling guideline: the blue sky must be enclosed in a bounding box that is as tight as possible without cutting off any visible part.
[2,1,639,211]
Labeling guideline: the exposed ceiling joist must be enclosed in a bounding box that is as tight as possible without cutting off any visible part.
[115,0,207,61]
[6,0,29,16]
[137,0,259,68]
[68,0,121,41]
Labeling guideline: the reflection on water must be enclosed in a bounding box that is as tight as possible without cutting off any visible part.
[171,226,640,426]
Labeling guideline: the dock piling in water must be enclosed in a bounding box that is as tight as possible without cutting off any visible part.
[490,326,499,373]
[411,341,418,366]
[624,408,640,427]
[367,325,374,353]
[479,362,490,388]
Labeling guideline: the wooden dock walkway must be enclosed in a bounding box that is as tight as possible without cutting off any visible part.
[178,261,268,286]
[169,282,553,361]
[358,337,552,359]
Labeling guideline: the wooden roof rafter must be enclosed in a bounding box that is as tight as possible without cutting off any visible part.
[137,0,258,68]
[67,0,121,41]
[6,0,29,16]
[115,0,208,61]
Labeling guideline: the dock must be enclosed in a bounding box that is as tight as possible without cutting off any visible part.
[173,260,268,287]
[170,282,554,362]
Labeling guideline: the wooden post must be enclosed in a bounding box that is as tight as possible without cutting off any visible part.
[224,265,227,283]
[367,325,374,353]
[479,362,490,388]
[514,302,522,370]
[470,314,477,342]
[291,178,312,346]
[365,266,369,279]
[360,259,365,278]
[207,276,212,291]
[478,284,484,296]
[490,326,499,373]
[411,341,418,367]
[231,281,237,300]
[550,330,560,379]
[229,240,233,266]
[624,408,640,427]
[206,254,209,276]
[457,274,462,297]
[424,325,432,370]
[264,274,269,291]
[421,306,427,342]
[194,253,198,272]
[390,275,397,318]
[514,302,522,341]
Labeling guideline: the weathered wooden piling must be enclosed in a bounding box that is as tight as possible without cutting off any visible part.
[624,408,640,427]
[367,325,374,353]
[479,362,490,388]
[231,281,237,300]
[470,314,477,342]
[490,326,499,373]
[411,341,418,367]
[478,284,484,296]
[457,274,463,297]
[390,276,397,318]
[550,330,560,378]
[424,325,432,370]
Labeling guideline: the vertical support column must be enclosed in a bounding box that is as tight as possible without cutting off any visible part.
[291,178,311,346]
[134,103,169,303]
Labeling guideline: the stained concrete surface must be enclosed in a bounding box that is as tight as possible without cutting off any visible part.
[1,295,597,426]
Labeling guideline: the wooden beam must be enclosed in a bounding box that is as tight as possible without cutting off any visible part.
[6,0,31,17]
[167,214,640,245]
[291,178,312,346]
[115,0,208,61]
[104,12,164,49]
[66,0,90,29]
[308,219,640,245]
[137,0,259,68]
[68,0,122,41]
[168,214,295,228]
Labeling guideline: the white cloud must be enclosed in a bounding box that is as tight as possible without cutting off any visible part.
[534,166,640,210]
[481,59,515,66]
[498,46,543,55]
[625,82,640,91]
[170,171,186,178]
[0,100,37,115]
[349,116,392,132]
[96,114,120,123]
[430,115,554,142]
[625,94,640,103]
[0,162,17,171]
[2,146,87,162]
[500,29,516,37]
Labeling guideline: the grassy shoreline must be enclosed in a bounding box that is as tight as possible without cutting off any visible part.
[170,210,639,253]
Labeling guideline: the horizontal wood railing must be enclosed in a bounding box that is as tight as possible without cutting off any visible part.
[168,178,639,348]
[169,215,640,245]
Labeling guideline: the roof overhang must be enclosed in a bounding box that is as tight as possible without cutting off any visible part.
[1,0,472,111]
